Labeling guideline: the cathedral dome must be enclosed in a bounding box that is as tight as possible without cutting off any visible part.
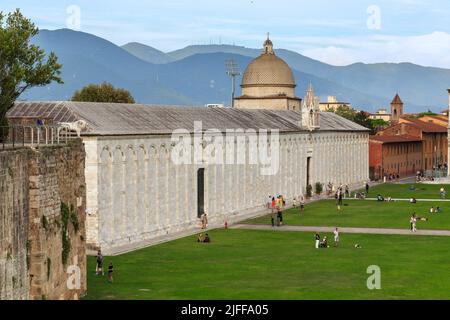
[241,37,296,88]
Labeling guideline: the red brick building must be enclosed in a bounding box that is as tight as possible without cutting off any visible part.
[382,119,447,171]
[369,135,422,180]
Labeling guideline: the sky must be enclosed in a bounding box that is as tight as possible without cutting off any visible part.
[3,0,450,68]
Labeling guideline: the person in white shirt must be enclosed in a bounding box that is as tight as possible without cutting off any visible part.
[333,228,340,247]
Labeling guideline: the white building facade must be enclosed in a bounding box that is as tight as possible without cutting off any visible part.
[9,102,369,254]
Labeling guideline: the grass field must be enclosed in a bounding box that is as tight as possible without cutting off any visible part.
[364,183,450,199]
[245,200,450,230]
[84,183,450,300]
[85,229,450,300]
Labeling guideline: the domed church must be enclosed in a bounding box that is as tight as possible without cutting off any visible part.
[235,35,302,111]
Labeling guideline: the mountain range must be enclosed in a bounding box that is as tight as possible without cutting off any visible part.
[21,28,450,113]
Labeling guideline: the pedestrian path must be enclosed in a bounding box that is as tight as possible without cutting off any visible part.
[232,224,450,237]
[322,197,450,202]
[356,198,450,202]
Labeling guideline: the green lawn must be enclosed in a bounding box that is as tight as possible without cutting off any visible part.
[245,200,450,230]
[84,229,450,300]
[364,183,450,199]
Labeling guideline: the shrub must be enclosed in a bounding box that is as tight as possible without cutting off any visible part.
[306,184,313,198]
[315,182,323,195]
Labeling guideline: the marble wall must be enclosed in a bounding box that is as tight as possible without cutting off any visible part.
[84,131,369,253]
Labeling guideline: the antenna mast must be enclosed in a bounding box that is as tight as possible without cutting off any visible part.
[225,59,241,108]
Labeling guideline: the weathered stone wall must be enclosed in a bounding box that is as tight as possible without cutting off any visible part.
[0,141,86,300]
[0,149,30,300]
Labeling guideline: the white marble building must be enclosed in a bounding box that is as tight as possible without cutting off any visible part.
[9,101,369,253]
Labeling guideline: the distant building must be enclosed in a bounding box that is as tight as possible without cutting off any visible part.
[369,135,422,180]
[369,108,391,122]
[319,96,351,112]
[393,118,448,170]
[206,103,225,108]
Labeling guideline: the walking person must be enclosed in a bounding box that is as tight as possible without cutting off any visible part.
[277,208,283,227]
[271,209,276,227]
[107,261,114,283]
[440,187,446,199]
[410,214,417,232]
[267,195,272,210]
[345,185,350,199]
[333,228,340,247]
[365,182,370,195]
[201,212,208,229]
[315,233,321,249]
[96,250,104,276]
[299,195,305,213]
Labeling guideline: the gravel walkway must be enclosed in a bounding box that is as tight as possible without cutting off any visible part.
[232,224,450,237]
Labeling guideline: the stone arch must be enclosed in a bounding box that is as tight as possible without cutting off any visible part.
[112,146,125,241]
[99,146,113,244]
[124,146,137,239]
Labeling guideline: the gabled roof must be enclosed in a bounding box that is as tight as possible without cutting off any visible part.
[7,101,369,136]
[391,94,403,105]
[370,135,422,144]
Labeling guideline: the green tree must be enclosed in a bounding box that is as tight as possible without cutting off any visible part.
[0,9,62,127]
[328,105,380,134]
[71,82,135,103]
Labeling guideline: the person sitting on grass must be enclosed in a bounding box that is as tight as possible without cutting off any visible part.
[437,207,443,213]
[430,207,436,214]
[377,194,384,202]
[197,233,204,242]
[410,198,417,204]
[320,236,329,248]
[354,244,362,249]
[203,233,211,243]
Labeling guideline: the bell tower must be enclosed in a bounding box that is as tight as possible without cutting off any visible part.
[391,93,404,123]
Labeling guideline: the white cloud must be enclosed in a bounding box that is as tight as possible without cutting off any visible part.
[297,31,450,68]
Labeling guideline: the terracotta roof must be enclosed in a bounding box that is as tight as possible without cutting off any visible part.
[7,101,369,136]
[400,118,447,133]
[370,135,422,144]
[391,94,403,104]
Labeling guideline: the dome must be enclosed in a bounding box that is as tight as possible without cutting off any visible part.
[241,37,296,88]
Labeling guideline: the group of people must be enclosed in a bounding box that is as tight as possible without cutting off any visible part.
[326,182,351,198]
[429,206,443,214]
[292,195,306,212]
[269,195,286,227]
[385,173,400,182]
[197,233,211,243]
[95,250,114,283]
[315,228,340,248]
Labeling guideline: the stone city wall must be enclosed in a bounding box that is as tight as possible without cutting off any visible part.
[0,140,86,300]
